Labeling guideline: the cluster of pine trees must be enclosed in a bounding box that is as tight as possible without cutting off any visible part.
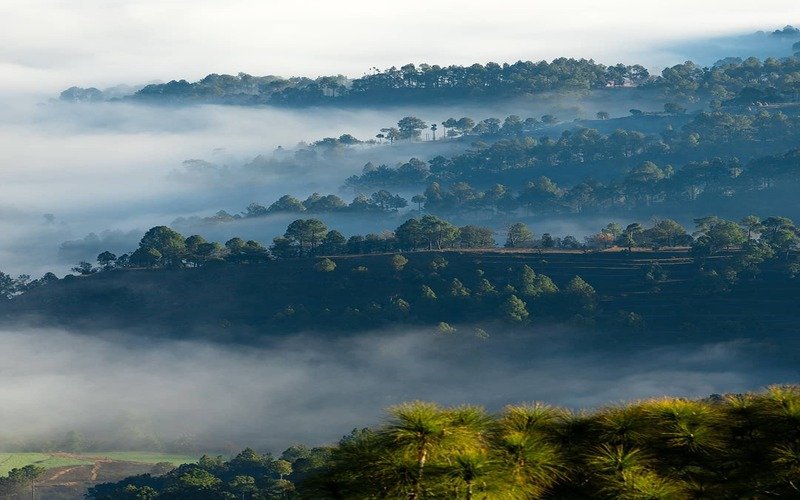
[64,50,800,107]
[87,386,800,499]
[309,386,800,498]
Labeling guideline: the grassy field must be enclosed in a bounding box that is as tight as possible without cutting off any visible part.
[88,452,197,465]
[0,452,196,476]
[0,453,92,476]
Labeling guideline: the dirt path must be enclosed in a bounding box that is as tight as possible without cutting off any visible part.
[35,456,159,500]
[89,460,112,481]
[45,466,82,482]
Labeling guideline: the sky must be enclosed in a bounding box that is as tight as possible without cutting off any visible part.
[1,0,799,94]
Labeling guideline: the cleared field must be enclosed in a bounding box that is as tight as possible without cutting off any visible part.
[88,452,196,465]
[0,452,195,476]
[0,453,92,476]
[0,451,199,499]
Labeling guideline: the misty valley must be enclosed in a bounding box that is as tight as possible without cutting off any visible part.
[2,12,800,499]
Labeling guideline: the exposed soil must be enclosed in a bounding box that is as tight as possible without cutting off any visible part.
[15,454,164,500]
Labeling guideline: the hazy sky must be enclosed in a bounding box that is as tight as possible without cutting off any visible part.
[2,0,799,93]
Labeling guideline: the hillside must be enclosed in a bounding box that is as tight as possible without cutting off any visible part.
[2,249,798,344]
[0,452,195,500]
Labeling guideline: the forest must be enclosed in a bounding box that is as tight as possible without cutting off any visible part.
[4,14,800,500]
[1,212,798,343]
[60,46,800,107]
[86,385,800,499]
[152,104,800,239]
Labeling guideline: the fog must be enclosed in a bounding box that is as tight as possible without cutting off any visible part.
[0,88,669,276]
[1,3,798,276]
[0,325,795,452]
[0,97,452,274]
[2,2,800,462]
[668,30,800,65]
[0,76,778,276]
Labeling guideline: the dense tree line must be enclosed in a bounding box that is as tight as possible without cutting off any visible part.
[61,50,800,107]
[175,143,800,238]
[182,190,411,227]
[63,59,650,106]
[651,55,800,105]
[4,227,797,339]
[87,386,800,498]
[308,386,800,498]
[39,214,792,337]
[76,211,800,274]
[344,109,800,192]
[87,446,328,499]
[402,149,800,217]
[172,110,800,229]
[0,465,46,498]
[0,270,58,300]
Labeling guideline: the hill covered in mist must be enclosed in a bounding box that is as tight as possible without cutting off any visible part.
[59,26,800,108]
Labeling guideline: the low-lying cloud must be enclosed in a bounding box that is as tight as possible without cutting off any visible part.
[0,89,668,275]
[0,326,794,453]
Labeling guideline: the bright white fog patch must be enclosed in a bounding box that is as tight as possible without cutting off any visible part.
[0,327,794,451]
[0,98,416,274]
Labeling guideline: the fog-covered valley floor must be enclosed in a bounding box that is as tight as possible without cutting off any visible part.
[0,325,795,452]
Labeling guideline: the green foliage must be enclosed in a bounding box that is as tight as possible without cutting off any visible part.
[429,256,448,270]
[297,386,800,498]
[284,218,328,256]
[129,247,162,267]
[87,446,324,499]
[505,222,534,248]
[449,278,470,297]
[397,116,428,139]
[648,219,690,248]
[518,265,558,297]
[419,285,437,300]
[643,263,667,287]
[565,275,598,314]
[391,254,409,271]
[437,322,456,334]
[476,278,497,295]
[393,298,411,314]
[458,225,495,248]
[473,327,489,340]
[19,212,800,338]
[501,295,529,322]
[138,226,186,267]
[314,258,336,273]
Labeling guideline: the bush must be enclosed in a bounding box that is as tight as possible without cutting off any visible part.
[314,258,336,272]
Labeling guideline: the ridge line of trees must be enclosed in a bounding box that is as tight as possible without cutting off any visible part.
[68,213,799,274]
[61,47,800,108]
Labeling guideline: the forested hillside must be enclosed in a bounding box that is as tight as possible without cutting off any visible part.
[61,51,800,107]
[5,17,800,500]
[87,385,800,499]
[3,245,798,343]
